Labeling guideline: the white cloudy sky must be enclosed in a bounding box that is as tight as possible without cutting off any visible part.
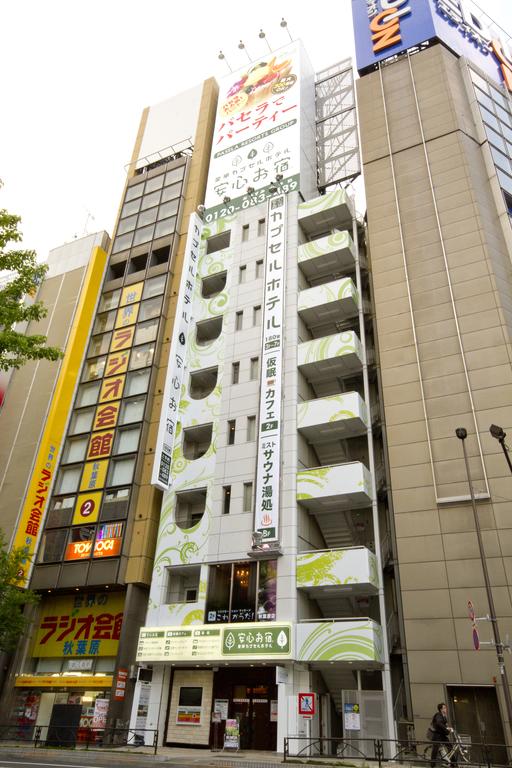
[2,0,512,260]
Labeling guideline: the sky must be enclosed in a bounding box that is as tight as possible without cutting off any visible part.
[2,0,512,261]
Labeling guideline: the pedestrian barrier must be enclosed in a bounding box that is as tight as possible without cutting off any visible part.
[0,724,159,754]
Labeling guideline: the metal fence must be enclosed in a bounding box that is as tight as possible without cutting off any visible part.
[0,725,159,754]
[283,734,510,768]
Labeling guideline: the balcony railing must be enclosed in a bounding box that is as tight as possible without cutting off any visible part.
[298,331,363,383]
[298,189,354,237]
[298,277,359,335]
[297,461,373,512]
[298,391,368,442]
[296,547,379,595]
[298,230,355,283]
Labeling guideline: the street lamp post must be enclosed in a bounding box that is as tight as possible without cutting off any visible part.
[490,424,512,475]
[455,427,512,736]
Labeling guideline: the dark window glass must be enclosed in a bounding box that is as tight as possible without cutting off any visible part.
[178,687,202,707]
[230,563,257,622]
[205,563,232,623]
[38,529,68,563]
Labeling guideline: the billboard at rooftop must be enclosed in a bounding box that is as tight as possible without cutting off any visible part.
[352,0,512,92]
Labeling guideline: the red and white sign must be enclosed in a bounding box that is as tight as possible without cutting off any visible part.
[114,668,128,701]
[298,692,315,718]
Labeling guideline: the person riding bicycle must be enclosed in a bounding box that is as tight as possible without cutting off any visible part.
[430,703,454,767]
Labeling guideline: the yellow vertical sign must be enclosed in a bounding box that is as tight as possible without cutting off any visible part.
[12,247,108,587]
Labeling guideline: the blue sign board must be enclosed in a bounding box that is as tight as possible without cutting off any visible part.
[352,0,512,91]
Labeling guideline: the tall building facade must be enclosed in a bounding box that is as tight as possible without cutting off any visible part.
[353,0,512,755]
[1,39,408,751]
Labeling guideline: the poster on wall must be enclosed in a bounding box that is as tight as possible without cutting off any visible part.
[92,698,109,730]
[214,699,229,720]
[224,718,240,750]
[253,194,287,543]
[204,42,301,221]
[176,707,201,725]
[135,683,151,735]
[152,213,203,491]
[344,703,361,731]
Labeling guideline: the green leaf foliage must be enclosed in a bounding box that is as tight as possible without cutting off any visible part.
[0,530,39,654]
[0,207,62,372]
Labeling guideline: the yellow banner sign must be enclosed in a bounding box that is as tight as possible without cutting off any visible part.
[93,402,120,431]
[80,460,109,492]
[87,430,114,460]
[115,302,139,328]
[105,351,129,377]
[99,375,125,403]
[120,282,143,306]
[72,492,103,525]
[15,675,113,688]
[33,592,124,658]
[111,326,135,352]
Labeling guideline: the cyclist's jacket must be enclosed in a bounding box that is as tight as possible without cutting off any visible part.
[432,712,450,741]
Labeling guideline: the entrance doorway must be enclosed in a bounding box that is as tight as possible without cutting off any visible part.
[211,666,277,750]
[447,685,507,765]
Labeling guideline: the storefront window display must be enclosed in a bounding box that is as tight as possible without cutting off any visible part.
[205,560,277,624]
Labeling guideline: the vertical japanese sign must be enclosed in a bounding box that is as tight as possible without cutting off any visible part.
[204,42,301,222]
[254,194,287,542]
[152,214,202,491]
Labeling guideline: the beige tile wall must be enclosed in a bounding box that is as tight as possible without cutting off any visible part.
[358,44,512,733]
[166,669,214,745]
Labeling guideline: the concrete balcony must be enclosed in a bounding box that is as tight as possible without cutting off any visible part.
[297,461,373,512]
[298,189,354,237]
[298,277,358,337]
[297,392,368,442]
[296,619,384,664]
[298,231,355,283]
[298,331,363,383]
[296,547,379,597]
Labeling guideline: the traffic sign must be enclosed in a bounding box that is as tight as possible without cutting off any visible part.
[473,625,480,651]
[468,600,475,622]
[298,692,315,718]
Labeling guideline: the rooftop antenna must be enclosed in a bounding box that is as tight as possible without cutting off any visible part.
[258,29,272,52]
[217,50,233,72]
[280,17,293,42]
[238,40,252,62]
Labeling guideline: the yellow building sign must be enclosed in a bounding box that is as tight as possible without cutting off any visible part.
[115,302,139,328]
[72,492,102,525]
[15,675,113,688]
[80,460,109,492]
[33,592,124,658]
[120,282,143,306]
[99,375,125,403]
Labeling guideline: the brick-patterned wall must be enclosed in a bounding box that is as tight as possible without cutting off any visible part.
[166,669,214,745]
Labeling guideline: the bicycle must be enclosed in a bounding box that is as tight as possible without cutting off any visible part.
[423,730,471,765]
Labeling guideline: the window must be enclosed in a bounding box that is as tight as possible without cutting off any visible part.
[232,362,240,384]
[154,217,176,239]
[119,397,145,425]
[258,218,266,237]
[159,199,180,219]
[142,274,166,300]
[69,408,95,435]
[206,231,230,254]
[93,310,116,335]
[161,182,181,203]
[235,311,243,331]
[201,272,227,298]
[166,565,200,604]
[137,207,158,229]
[223,486,231,515]
[65,526,96,561]
[108,456,136,487]
[46,496,75,528]
[140,190,161,211]
[182,424,213,460]
[250,357,259,380]
[116,214,138,235]
[125,181,144,202]
[114,426,141,455]
[243,482,253,512]
[189,367,218,399]
[130,343,155,370]
[121,198,141,218]
[62,437,89,464]
[175,489,207,530]
[132,224,155,247]
[37,529,68,563]
[165,167,184,186]
[196,316,222,344]
[145,173,165,194]
[134,318,158,346]
[253,305,261,326]
[239,265,247,283]
[125,368,151,396]
[242,224,249,242]
[75,382,101,408]
[99,290,121,313]
[54,466,82,495]
[205,561,278,624]
[255,259,263,278]
[101,487,130,521]
[227,420,236,445]
[112,233,133,254]
[88,333,111,358]
[82,357,106,382]
[246,416,256,441]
